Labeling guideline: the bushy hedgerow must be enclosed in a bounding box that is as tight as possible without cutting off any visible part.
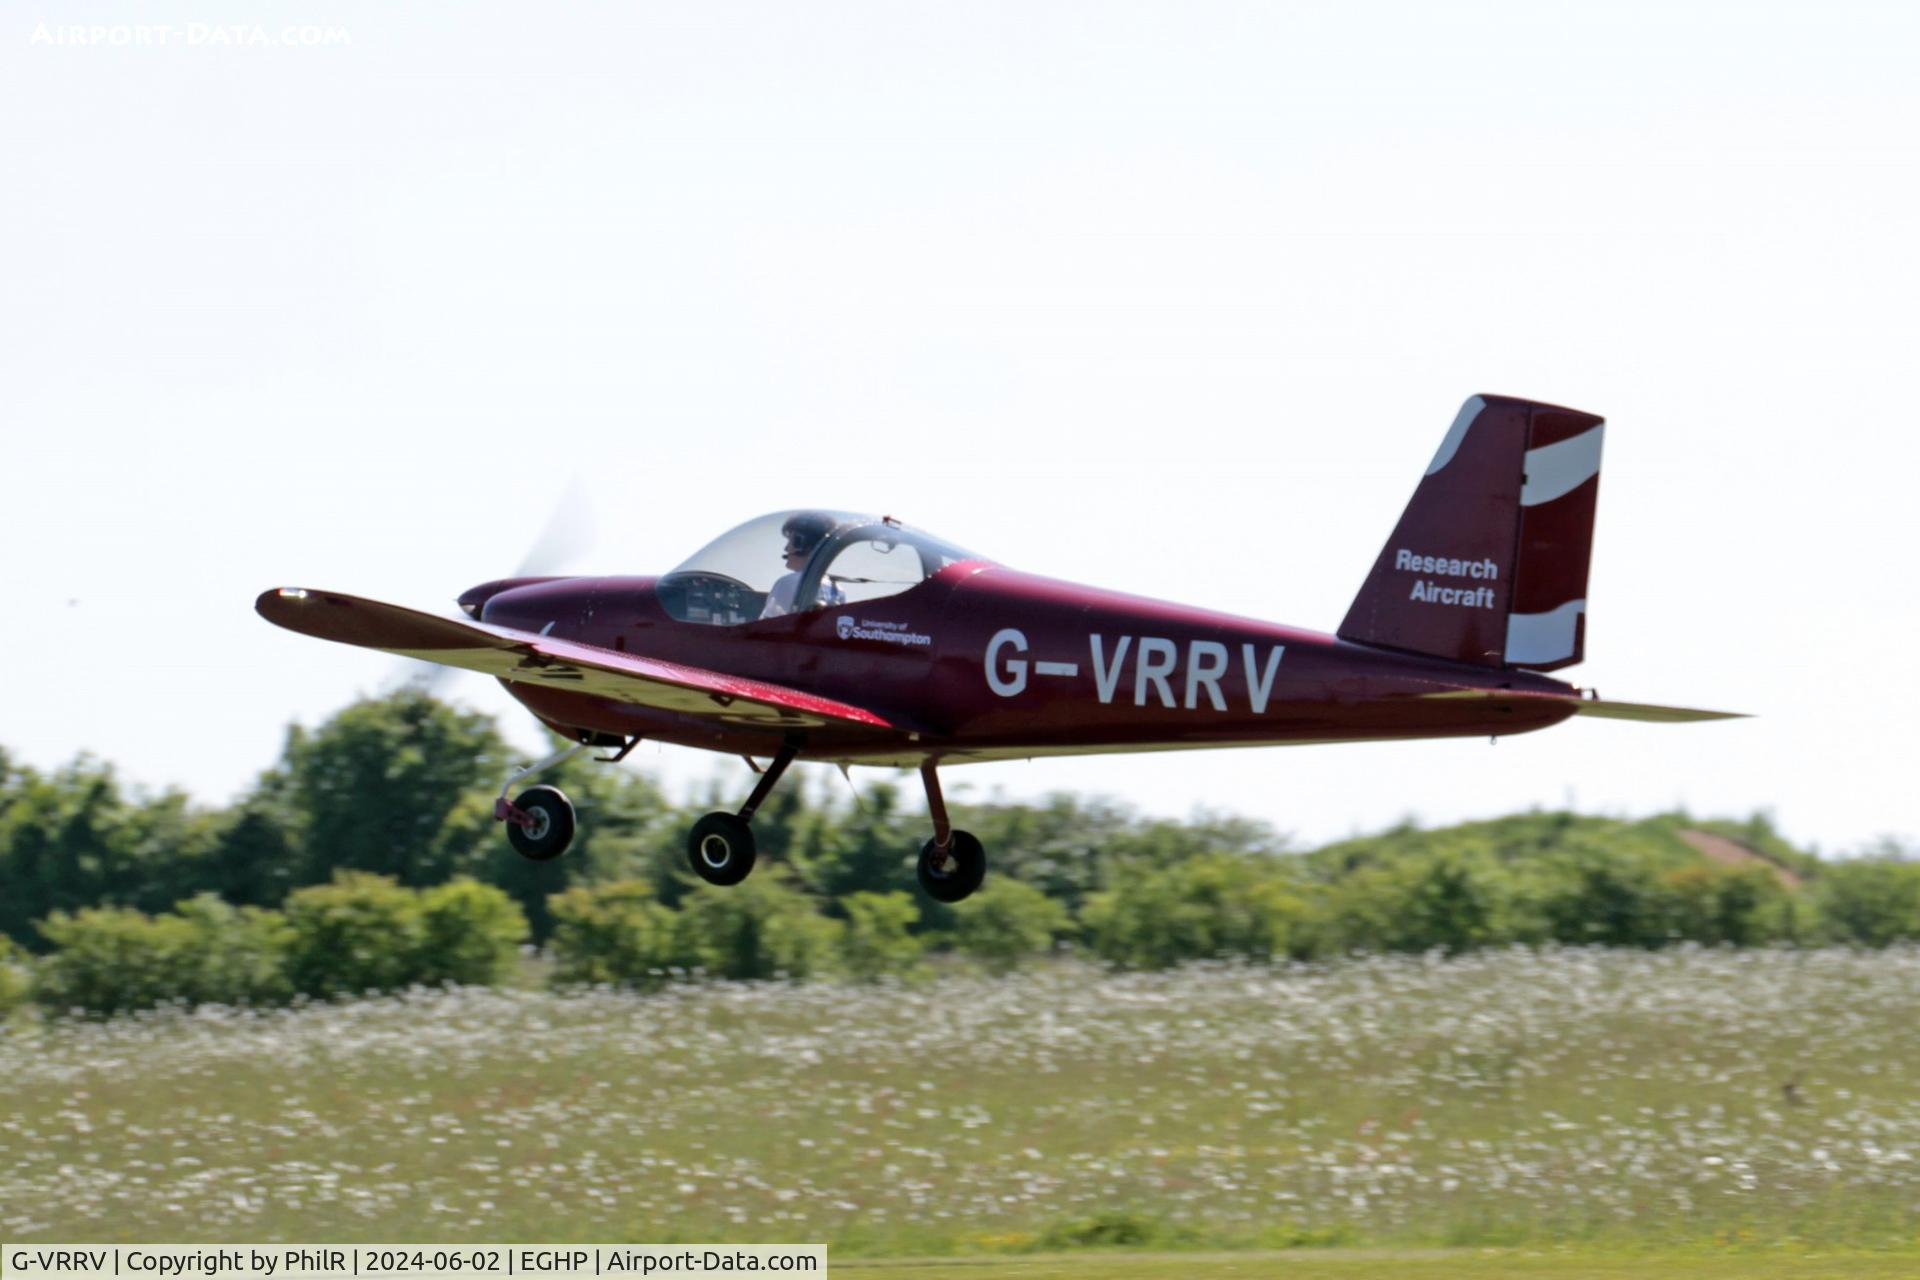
[1533,838,1678,947]
[169,894,295,1006]
[950,878,1071,973]
[280,872,425,998]
[1658,863,1806,946]
[672,871,844,981]
[34,895,291,1015]
[1082,853,1320,969]
[416,878,531,986]
[1813,855,1920,947]
[0,936,30,1021]
[30,876,526,1015]
[1327,851,1536,955]
[547,880,679,988]
[282,872,524,999]
[839,891,923,981]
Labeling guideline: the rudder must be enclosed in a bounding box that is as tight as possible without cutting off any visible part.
[1337,394,1604,670]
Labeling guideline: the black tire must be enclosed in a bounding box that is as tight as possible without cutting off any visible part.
[506,785,575,861]
[917,829,986,903]
[688,811,757,886]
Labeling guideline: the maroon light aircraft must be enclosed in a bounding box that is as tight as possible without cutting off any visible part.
[257,394,1740,903]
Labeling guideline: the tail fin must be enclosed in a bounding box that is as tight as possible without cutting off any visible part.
[1338,394,1604,671]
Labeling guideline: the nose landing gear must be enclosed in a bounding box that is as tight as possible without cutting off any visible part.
[495,741,588,861]
[496,735,642,862]
[504,784,576,861]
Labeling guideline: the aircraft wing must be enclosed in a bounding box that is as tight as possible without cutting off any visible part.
[254,588,899,731]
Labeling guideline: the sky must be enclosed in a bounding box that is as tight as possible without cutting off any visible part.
[3,0,1917,856]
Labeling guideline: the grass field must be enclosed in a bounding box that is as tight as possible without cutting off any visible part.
[836,1250,1920,1279]
[4,948,1919,1261]
[835,1250,1920,1278]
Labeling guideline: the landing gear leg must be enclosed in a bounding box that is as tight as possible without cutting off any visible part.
[497,741,587,861]
[687,742,800,886]
[916,762,985,902]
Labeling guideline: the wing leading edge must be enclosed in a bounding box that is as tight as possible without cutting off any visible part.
[254,588,899,732]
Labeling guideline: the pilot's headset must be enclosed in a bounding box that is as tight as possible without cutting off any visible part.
[781,512,837,559]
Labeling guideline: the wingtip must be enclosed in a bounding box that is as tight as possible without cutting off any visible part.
[255,586,317,622]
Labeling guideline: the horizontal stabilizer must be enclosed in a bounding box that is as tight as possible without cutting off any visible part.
[1415,687,1746,723]
[1572,699,1748,723]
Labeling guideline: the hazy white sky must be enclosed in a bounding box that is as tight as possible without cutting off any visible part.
[4,1,1916,855]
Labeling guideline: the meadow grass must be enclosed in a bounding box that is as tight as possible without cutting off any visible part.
[837,1250,1920,1279]
[3,948,1919,1256]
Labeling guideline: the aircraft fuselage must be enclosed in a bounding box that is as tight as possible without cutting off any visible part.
[473,563,1577,766]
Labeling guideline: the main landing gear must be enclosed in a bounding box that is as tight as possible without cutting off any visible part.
[915,762,985,903]
[497,739,989,902]
[684,752,987,901]
[685,743,799,886]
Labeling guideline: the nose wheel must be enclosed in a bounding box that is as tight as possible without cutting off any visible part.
[496,741,590,862]
[504,785,576,861]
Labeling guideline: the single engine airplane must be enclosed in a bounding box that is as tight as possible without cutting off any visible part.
[257,394,1742,903]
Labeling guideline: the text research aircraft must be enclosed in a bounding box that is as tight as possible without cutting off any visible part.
[258,395,1742,903]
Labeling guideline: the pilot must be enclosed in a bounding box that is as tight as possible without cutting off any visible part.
[760,512,846,618]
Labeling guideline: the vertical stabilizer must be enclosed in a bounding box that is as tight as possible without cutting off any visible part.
[1337,394,1604,670]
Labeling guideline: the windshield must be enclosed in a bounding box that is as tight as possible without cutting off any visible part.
[668,510,867,592]
[659,509,988,625]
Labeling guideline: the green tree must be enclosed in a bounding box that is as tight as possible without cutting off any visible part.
[952,793,1139,917]
[1815,853,1920,946]
[951,877,1071,972]
[547,880,679,988]
[415,879,529,986]
[0,935,31,1021]
[795,781,916,903]
[1082,853,1318,969]
[673,871,843,981]
[34,905,201,1016]
[281,689,508,886]
[36,895,294,1015]
[1660,863,1800,946]
[281,871,427,998]
[206,778,304,909]
[0,757,125,943]
[1537,842,1672,947]
[481,747,676,936]
[168,894,294,1007]
[839,891,923,980]
[0,756,220,947]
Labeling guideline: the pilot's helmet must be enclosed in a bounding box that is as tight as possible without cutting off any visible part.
[780,511,837,558]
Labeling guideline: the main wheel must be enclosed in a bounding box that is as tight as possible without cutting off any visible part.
[506,785,576,861]
[688,811,757,886]
[917,830,986,903]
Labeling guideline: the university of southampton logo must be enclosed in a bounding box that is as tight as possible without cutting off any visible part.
[834,616,934,647]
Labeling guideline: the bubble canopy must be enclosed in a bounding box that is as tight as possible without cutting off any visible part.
[659,510,988,625]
